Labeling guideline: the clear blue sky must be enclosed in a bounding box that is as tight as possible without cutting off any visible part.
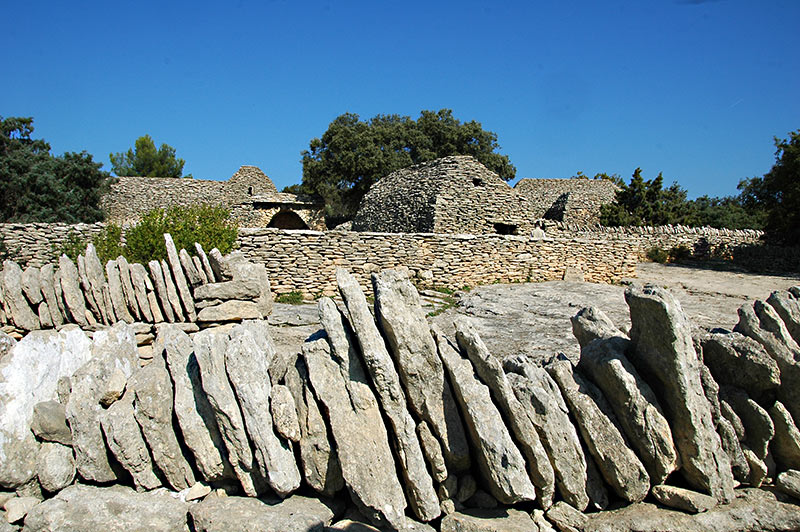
[4,0,798,199]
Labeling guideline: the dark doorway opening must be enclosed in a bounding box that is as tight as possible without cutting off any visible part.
[493,223,518,235]
[267,211,309,229]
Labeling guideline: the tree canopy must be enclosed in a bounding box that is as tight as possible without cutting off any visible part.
[738,130,800,245]
[599,168,764,230]
[110,134,191,178]
[0,116,109,223]
[292,109,516,221]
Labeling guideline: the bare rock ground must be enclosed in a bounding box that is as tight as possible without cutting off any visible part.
[267,262,800,367]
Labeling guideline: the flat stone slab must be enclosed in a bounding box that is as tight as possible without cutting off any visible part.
[189,495,336,532]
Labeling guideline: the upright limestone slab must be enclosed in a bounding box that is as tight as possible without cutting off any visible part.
[67,323,138,482]
[372,269,470,472]
[225,322,300,497]
[195,243,216,283]
[149,260,176,323]
[159,326,229,482]
[304,315,405,529]
[193,328,258,496]
[504,356,590,511]
[164,234,196,321]
[546,357,650,503]
[2,260,39,331]
[129,263,154,323]
[77,255,102,323]
[454,318,555,508]
[106,260,134,323]
[39,264,64,327]
[84,244,111,325]
[433,325,536,505]
[626,284,735,503]
[161,259,186,322]
[117,256,142,321]
[336,269,440,521]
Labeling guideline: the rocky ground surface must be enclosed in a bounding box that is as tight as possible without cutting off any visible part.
[270,262,800,365]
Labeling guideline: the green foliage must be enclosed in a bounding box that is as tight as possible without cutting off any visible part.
[646,246,669,263]
[297,109,516,220]
[93,224,125,264]
[668,244,692,262]
[0,116,109,223]
[56,230,88,262]
[110,134,191,178]
[124,204,237,264]
[275,291,304,304]
[738,130,800,245]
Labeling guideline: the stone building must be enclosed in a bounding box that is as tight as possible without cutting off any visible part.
[351,156,538,235]
[514,177,618,225]
[351,156,618,234]
[101,165,325,230]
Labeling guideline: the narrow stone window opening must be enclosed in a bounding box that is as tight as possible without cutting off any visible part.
[472,178,484,187]
[248,186,254,195]
[493,223,518,235]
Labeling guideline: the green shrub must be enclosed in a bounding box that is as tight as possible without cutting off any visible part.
[668,244,692,263]
[124,204,237,264]
[55,230,88,262]
[646,246,668,263]
[93,223,124,264]
[275,291,304,304]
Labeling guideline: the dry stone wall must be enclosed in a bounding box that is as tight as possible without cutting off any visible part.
[515,178,618,225]
[0,223,105,268]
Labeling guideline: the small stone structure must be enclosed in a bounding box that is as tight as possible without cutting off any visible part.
[2,269,800,530]
[514,177,618,225]
[351,156,619,234]
[101,165,325,230]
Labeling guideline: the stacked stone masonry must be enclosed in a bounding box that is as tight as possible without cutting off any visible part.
[100,165,325,230]
[3,269,800,531]
[514,178,619,225]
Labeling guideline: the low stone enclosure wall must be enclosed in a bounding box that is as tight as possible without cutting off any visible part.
[0,221,770,300]
[3,267,800,530]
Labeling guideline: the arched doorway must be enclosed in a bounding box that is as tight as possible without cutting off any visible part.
[267,210,309,229]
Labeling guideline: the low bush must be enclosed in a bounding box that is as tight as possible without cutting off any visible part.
[55,230,88,262]
[668,244,692,263]
[93,223,125,264]
[275,291,304,304]
[646,246,668,263]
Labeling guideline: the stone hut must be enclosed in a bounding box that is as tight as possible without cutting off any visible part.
[514,177,618,225]
[351,156,538,235]
[101,166,325,230]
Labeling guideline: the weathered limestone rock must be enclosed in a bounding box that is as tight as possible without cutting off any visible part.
[149,260,175,323]
[106,259,134,323]
[768,290,800,344]
[577,335,678,484]
[129,263,154,323]
[23,484,190,532]
[373,269,470,472]
[39,265,64,327]
[583,441,611,511]
[117,256,142,321]
[626,284,735,502]
[743,448,767,487]
[454,318,555,508]
[229,260,273,317]
[66,323,138,483]
[77,255,101,323]
[84,244,111,325]
[440,509,537,532]
[52,266,67,322]
[159,326,228,482]
[189,495,336,532]
[270,384,300,443]
[417,421,447,483]
[225,321,300,497]
[30,401,71,445]
[721,400,745,441]
[193,328,258,496]
[37,301,52,329]
[717,415,750,483]
[0,328,91,488]
[194,279,262,301]
[2,260,39,331]
[192,256,208,284]
[100,390,162,491]
[770,401,800,470]
[195,243,216,283]
[184,481,211,501]
[130,358,196,490]
[161,259,186,321]
[21,266,43,306]
[504,356,590,511]
[165,234,196,321]
[571,306,624,349]
[100,367,127,407]
[336,269,440,520]
[207,248,231,281]
[650,484,716,514]
[776,469,800,500]
[197,300,261,323]
[735,301,798,368]
[702,331,781,402]
[546,356,650,502]
[283,349,343,497]
[179,248,203,288]
[546,501,588,532]
[4,496,40,524]
[720,387,773,460]
[36,442,75,493]
[304,327,406,528]
[433,325,536,506]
